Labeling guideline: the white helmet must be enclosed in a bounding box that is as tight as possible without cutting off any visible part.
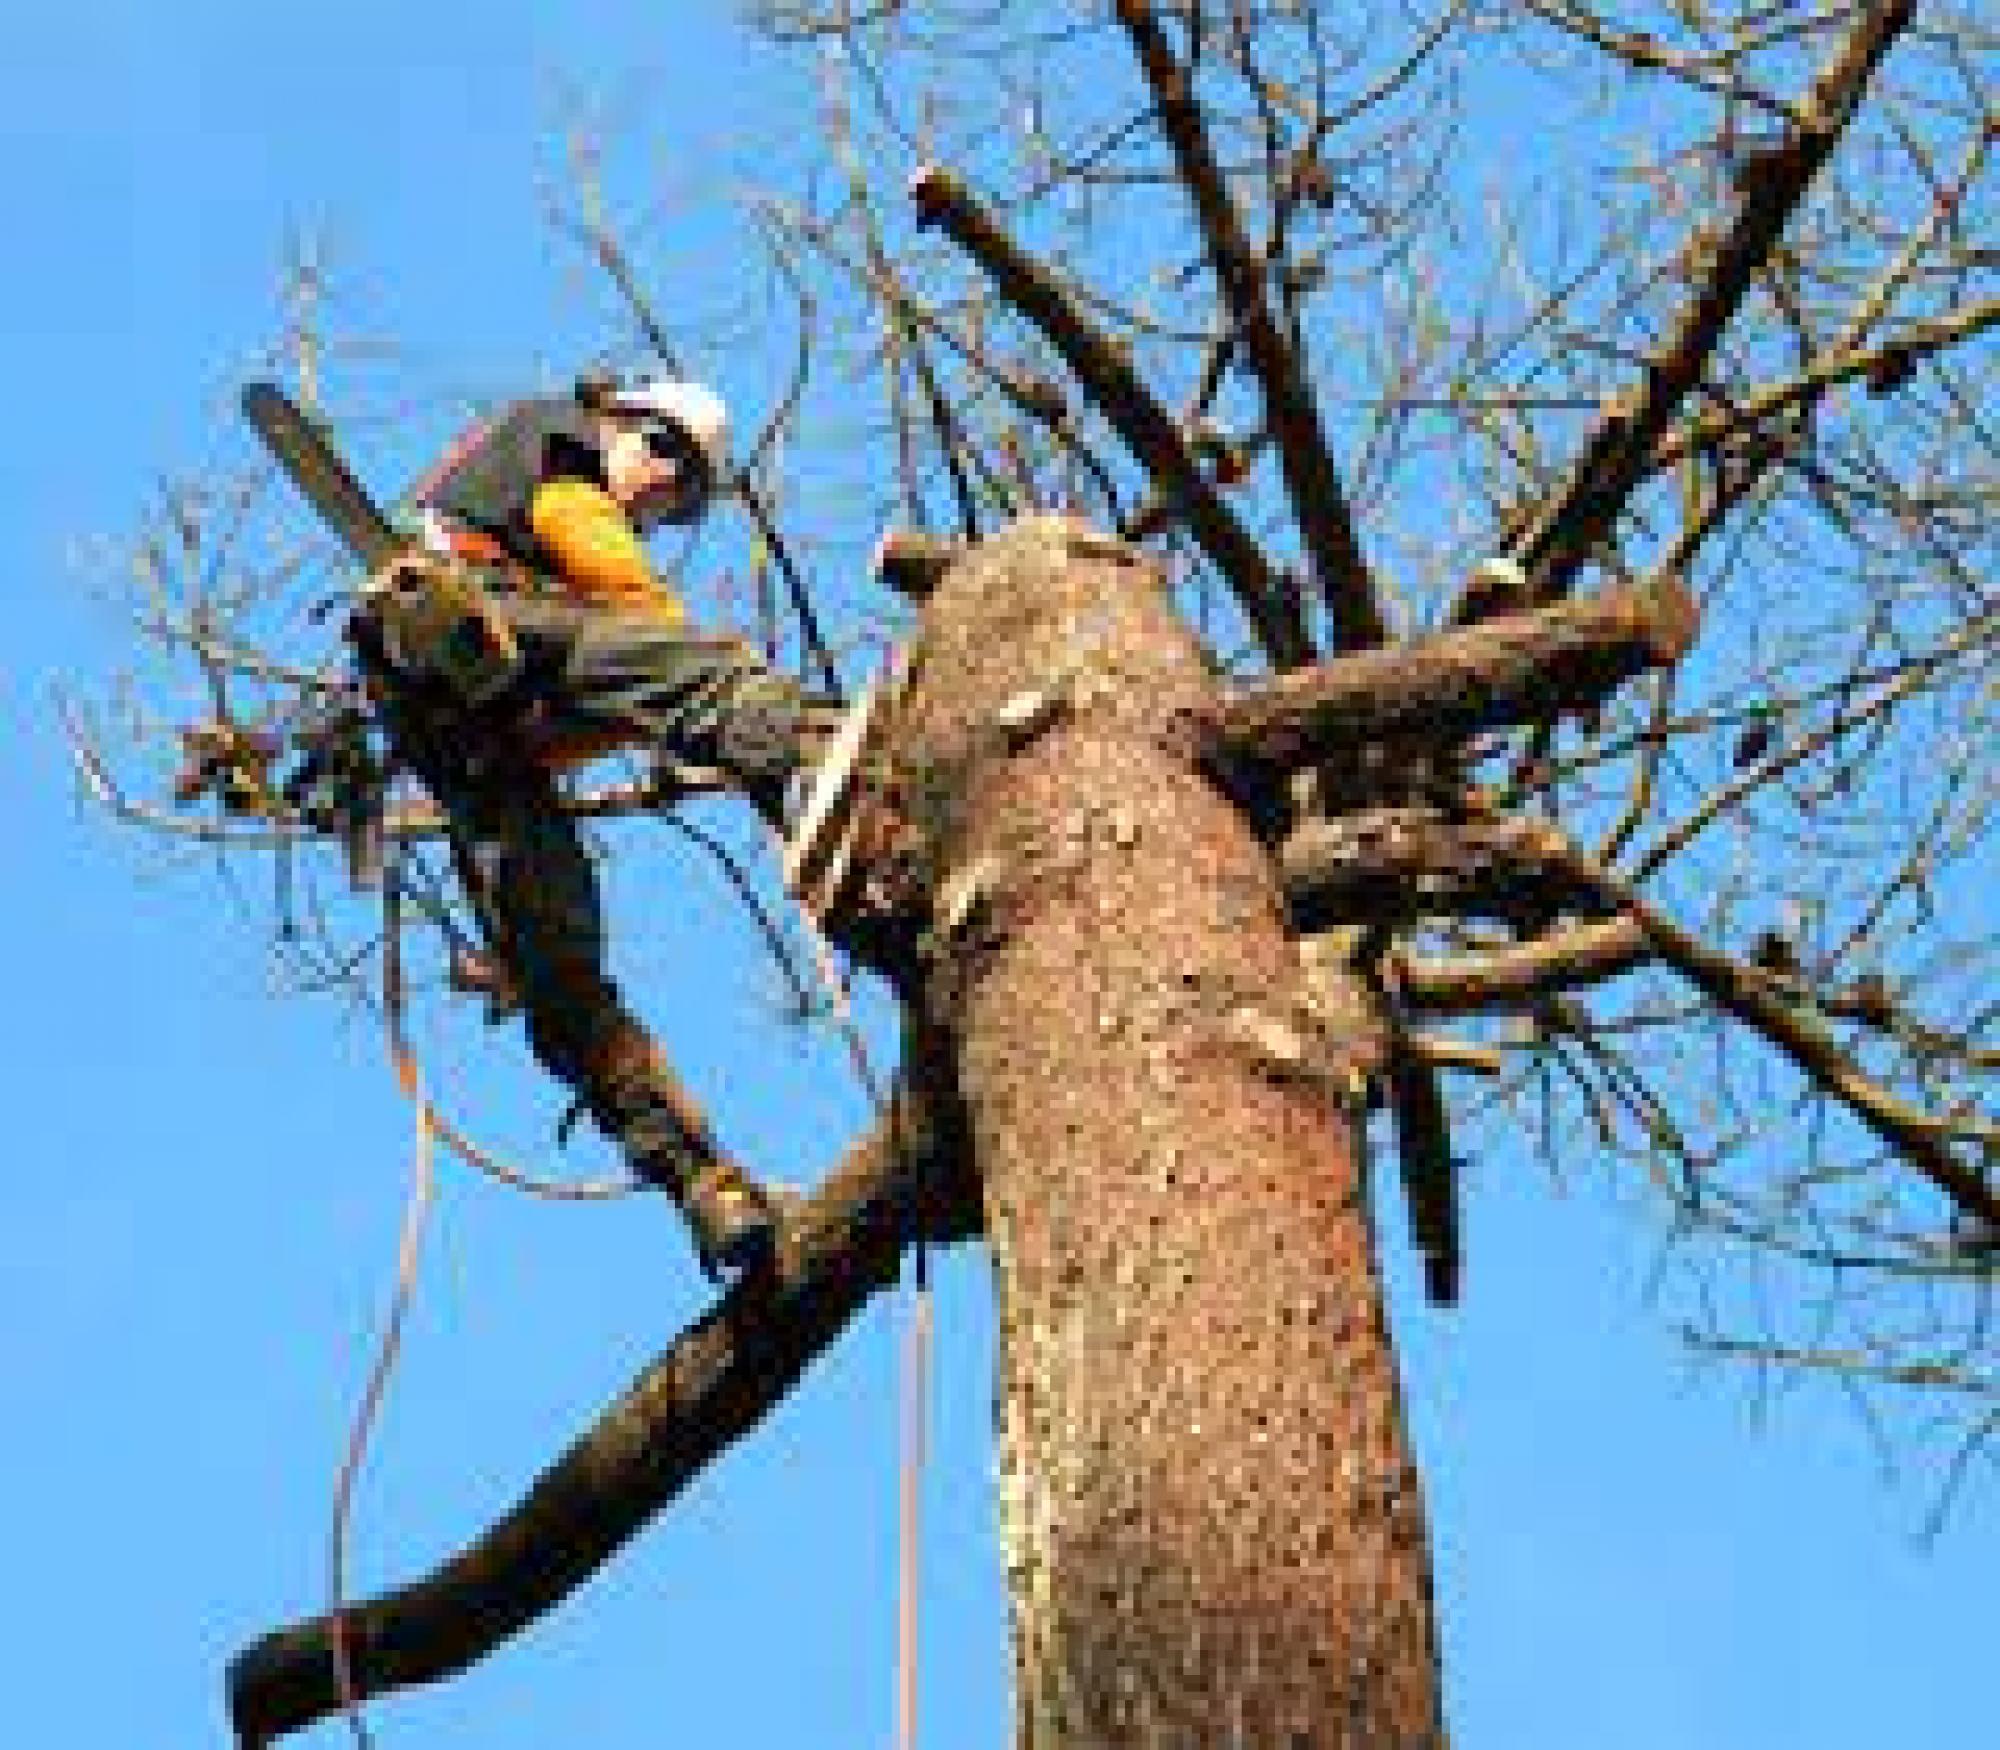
[604,377,731,523]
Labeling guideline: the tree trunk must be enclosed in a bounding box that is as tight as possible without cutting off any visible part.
[899,517,1445,1747]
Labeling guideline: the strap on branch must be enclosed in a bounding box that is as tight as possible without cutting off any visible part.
[227,1047,978,1749]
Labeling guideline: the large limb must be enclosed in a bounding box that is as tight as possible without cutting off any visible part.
[1115,0,1385,650]
[909,165,1312,666]
[227,1050,978,1748]
[1295,817,1999,1221]
[1498,0,1916,606]
[1210,576,1697,784]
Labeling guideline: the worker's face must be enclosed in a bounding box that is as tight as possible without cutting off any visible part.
[601,419,696,528]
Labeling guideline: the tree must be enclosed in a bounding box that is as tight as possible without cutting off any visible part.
[73,3,1995,1744]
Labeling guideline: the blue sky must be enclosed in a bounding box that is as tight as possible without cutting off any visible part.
[3,4,1991,1747]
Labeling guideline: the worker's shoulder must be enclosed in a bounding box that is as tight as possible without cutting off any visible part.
[529,475,632,538]
[475,396,601,483]
[423,396,601,521]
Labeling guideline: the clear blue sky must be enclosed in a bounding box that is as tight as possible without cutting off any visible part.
[3,4,1989,1747]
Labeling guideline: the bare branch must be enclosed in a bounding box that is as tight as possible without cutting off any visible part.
[1632,607,2000,882]
[1547,838,2000,1231]
[227,1049,977,1747]
[1648,298,2000,477]
[909,163,1311,665]
[1503,0,1919,605]
[1115,0,1386,648]
[1393,918,1650,1013]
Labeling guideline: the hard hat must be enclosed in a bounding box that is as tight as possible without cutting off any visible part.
[603,377,730,523]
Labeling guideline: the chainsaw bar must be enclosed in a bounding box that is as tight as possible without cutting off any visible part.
[242,381,405,572]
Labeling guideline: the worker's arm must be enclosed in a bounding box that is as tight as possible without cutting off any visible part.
[528,478,686,621]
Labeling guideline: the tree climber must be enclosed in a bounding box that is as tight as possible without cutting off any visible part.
[379,372,831,1277]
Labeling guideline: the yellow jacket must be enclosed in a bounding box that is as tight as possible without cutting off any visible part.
[527,478,686,623]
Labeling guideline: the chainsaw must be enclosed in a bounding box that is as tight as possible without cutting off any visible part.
[241,382,523,705]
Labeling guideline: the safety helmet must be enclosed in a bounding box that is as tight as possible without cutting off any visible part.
[602,377,730,523]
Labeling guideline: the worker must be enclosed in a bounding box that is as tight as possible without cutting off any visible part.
[379,372,826,1277]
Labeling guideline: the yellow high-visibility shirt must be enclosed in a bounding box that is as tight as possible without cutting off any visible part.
[528,478,686,623]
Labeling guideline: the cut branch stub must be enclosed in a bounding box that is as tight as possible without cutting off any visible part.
[1209,576,1698,784]
[873,527,968,601]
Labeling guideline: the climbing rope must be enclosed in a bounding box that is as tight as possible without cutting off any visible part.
[327,855,645,1750]
[326,871,434,1750]
[763,709,929,1750]
[897,1234,933,1750]
[804,908,929,1750]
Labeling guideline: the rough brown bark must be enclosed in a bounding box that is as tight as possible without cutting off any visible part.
[1280,807,1593,931]
[900,517,1444,1747]
[228,517,1454,1748]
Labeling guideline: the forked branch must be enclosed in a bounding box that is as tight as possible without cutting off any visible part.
[1547,839,2000,1231]
[1500,0,1917,604]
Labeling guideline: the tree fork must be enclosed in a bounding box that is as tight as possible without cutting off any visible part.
[909,165,1312,668]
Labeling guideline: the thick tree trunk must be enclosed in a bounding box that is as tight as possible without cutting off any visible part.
[900,518,1444,1747]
